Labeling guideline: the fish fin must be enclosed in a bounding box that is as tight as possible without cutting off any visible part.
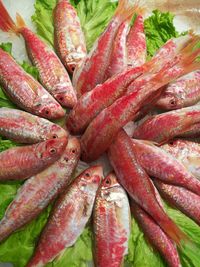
[0,0,18,32]
[16,13,26,28]
[115,0,143,22]
[161,219,188,246]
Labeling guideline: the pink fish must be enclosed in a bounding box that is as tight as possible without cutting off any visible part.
[126,11,146,67]
[105,20,130,79]
[131,138,200,196]
[0,137,67,181]
[81,40,200,162]
[0,107,67,143]
[0,136,80,242]
[0,48,64,119]
[93,173,131,267]
[133,105,200,143]
[156,70,200,110]
[73,0,139,97]
[54,0,87,73]
[154,179,200,226]
[131,200,181,267]
[0,1,77,108]
[27,166,103,267]
[162,139,200,180]
[108,130,187,245]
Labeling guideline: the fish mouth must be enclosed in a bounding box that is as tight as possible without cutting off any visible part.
[55,93,77,109]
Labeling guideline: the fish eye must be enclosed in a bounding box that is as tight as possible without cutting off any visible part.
[71,66,75,72]
[49,148,57,154]
[52,134,58,139]
[169,141,174,146]
[104,178,111,186]
[59,96,64,101]
[169,99,176,106]
[71,148,77,154]
[85,172,90,178]
[64,157,69,162]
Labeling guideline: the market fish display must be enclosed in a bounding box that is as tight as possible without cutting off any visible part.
[126,12,146,67]
[108,130,187,245]
[0,137,67,181]
[27,166,103,267]
[154,179,200,226]
[156,70,200,110]
[131,139,200,196]
[133,105,200,143]
[73,0,139,97]
[93,173,131,267]
[0,48,64,119]
[81,43,200,162]
[131,200,181,267]
[0,108,67,143]
[54,0,87,73]
[0,136,80,243]
[162,139,200,180]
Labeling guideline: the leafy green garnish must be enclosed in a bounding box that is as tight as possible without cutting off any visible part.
[0,42,12,54]
[21,61,39,80]
[144,10,179,58]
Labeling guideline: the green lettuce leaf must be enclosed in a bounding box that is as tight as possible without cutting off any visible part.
[144,10,180,58]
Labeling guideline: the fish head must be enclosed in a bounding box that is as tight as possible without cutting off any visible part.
[38,102,65,120]
[67,62,77,74]
[156,94,179,110]
[79,165,103,193]
[101,172,119,190]
[61,136,81,164]
[37,137,67,161]
[54,91,77,108]
[161,139,182,154]
[47,124,68,140]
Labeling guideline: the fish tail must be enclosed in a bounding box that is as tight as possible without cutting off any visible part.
[161,218,188,246]
[115,0,143,22]
[16,13,26,28]
[0,0,18,32]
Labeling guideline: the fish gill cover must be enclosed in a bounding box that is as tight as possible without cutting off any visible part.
[0,0,199,267]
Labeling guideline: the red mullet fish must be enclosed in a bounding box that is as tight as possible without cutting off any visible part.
[73,0,140,97]
[0,48,64,119]
[0,107,67,143]
[93,172,131,267]
[0,137,67,181]
[27,166,103,267]
[54,0,87,73]
[131,139,200,196]
[131,200,181,267]
[0,136,80,242]
[0,1,77,108]
[108,130,187,245]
